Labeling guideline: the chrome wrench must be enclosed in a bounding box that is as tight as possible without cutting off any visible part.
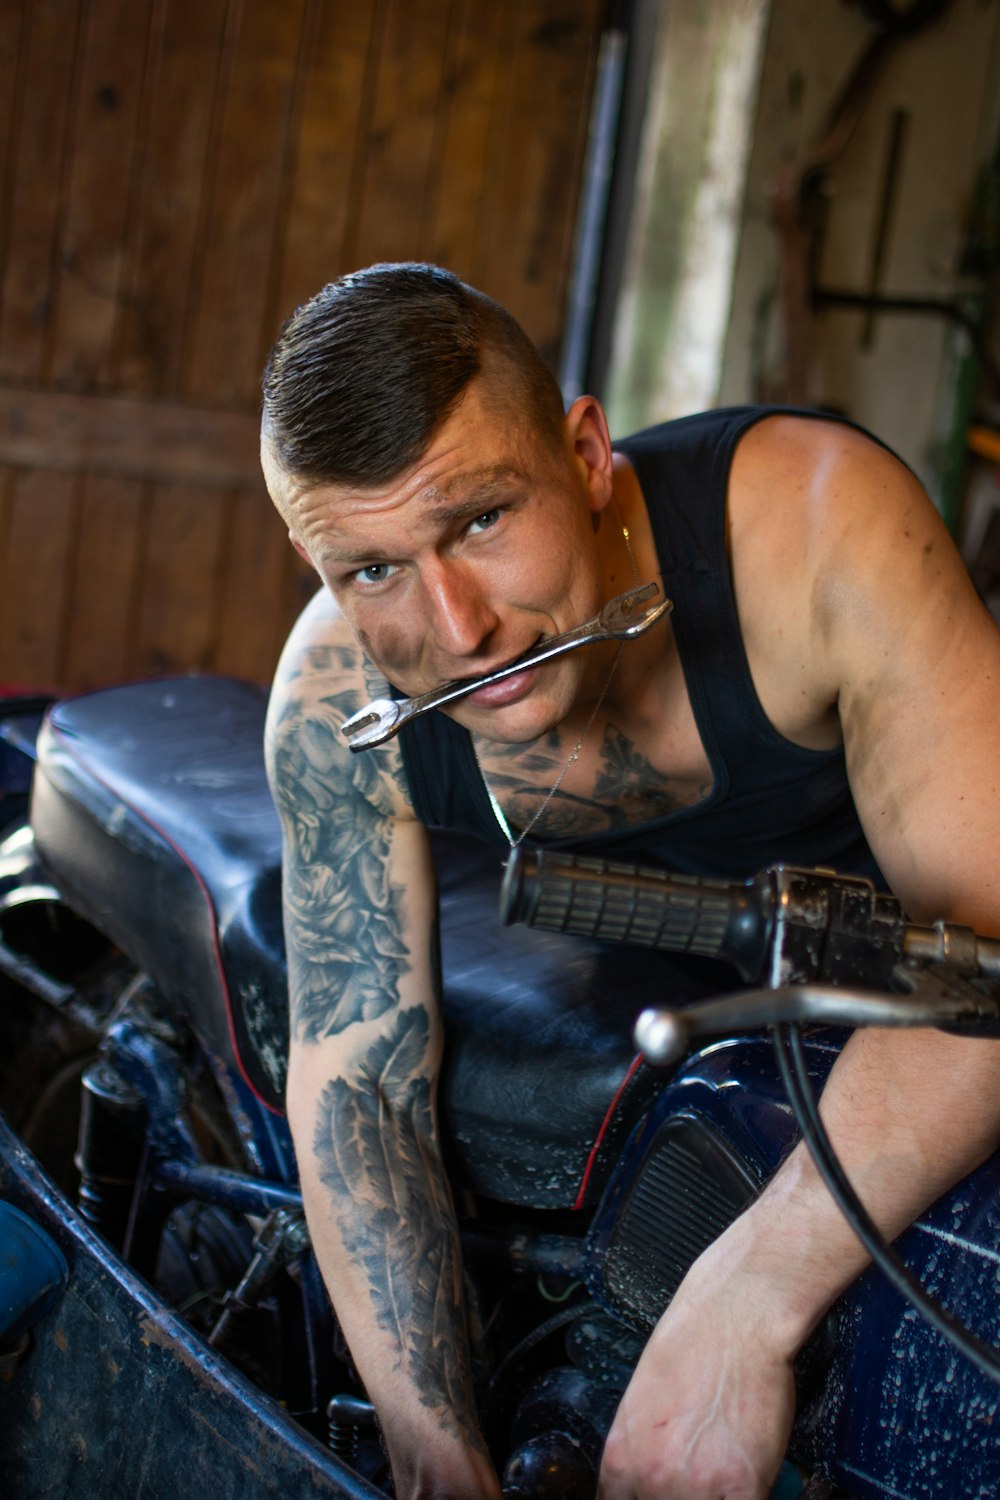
[340,581,672,751]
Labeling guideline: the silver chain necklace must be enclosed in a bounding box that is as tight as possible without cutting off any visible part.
[474,509,640,849]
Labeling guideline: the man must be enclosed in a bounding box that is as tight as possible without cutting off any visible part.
[261,262,1000,1500]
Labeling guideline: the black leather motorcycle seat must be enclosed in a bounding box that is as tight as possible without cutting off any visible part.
[33,679,288,1103]
[31,676,727,1208]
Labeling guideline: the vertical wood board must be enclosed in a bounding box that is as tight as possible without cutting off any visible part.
[182,0,310,405]
[46,0,153,390]
[352,0,455,266]
[0,0,84,384]
[213,486,301,682]
[424,0,510,280]
[0,469,78,688]
[477,0,603,361]
[130,481,228,676]
[0,0,27,254]
[61,473,145,688]
[0,466,12,686]
[112,0,231,395]
[267,1,382,328]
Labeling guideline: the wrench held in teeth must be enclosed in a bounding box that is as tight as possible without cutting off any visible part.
[341,582,672,751]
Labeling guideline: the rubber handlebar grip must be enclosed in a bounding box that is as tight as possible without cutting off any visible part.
[500,848,773,981]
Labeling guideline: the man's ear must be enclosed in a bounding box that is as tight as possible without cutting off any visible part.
[563,396,614,514]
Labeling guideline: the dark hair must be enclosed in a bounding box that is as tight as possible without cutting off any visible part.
[261,263,566,488]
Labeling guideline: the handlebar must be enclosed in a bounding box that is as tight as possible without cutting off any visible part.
[500,849,774,978]
[501,848,1000,1382]
[499,848,1000,1062]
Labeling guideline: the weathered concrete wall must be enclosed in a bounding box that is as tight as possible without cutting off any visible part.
[719,0,1000,515]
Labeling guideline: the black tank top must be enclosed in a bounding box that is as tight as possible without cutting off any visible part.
[398,406,883,884]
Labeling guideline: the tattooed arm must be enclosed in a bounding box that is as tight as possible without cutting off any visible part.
[265,592,502,1500]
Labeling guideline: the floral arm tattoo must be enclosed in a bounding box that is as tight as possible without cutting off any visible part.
[312,1006,477,1425]
[270,680,407,1039]
[267,642,485,1450]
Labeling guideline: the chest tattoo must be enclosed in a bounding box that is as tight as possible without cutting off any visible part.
[592,723,703,822]
[487,721,709,838]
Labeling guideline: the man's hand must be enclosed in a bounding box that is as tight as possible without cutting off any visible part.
[598,1252,795,1500]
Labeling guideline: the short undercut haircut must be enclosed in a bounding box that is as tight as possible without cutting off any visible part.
[261,262,567,489]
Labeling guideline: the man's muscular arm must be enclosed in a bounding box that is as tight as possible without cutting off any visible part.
[265,598,501,1500]
[599,420,1000,1500]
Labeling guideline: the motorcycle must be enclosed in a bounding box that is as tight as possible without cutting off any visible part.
[0,671,996,1499]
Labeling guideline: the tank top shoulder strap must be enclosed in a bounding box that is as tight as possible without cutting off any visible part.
[397,700,509,845]
[616,404,903,780]
[617,406,786,787]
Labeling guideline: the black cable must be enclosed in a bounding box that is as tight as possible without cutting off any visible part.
[773,1023,1000,1383]
[852,0,951,36]
[812,288,1000,395]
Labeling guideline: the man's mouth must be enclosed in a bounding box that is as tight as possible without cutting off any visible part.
[451,636,547,689]
[341,584,669,750]
[460,656,543,709]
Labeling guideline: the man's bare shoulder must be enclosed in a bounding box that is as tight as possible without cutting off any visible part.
[728,411,947,639]
[264,587,415,824]
[722,408,983,741]
[737,414,977,638]
[729,412,929,556]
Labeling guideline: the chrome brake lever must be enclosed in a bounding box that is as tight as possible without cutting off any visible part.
[341,582,672,751]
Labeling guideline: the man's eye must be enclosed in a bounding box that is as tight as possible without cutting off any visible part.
[356,562,397,585]
[468,509,502,534]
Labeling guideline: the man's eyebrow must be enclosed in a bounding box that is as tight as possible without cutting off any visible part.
[320,543,393,566]
[314,465,529,565]
[423,465,528,524]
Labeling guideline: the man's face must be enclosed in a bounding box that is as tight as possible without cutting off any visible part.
[263,380,614,745]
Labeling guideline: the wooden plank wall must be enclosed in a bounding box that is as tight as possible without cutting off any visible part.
[0,0,605,691]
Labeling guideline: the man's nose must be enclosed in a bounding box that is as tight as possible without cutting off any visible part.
[423,560,500,658]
